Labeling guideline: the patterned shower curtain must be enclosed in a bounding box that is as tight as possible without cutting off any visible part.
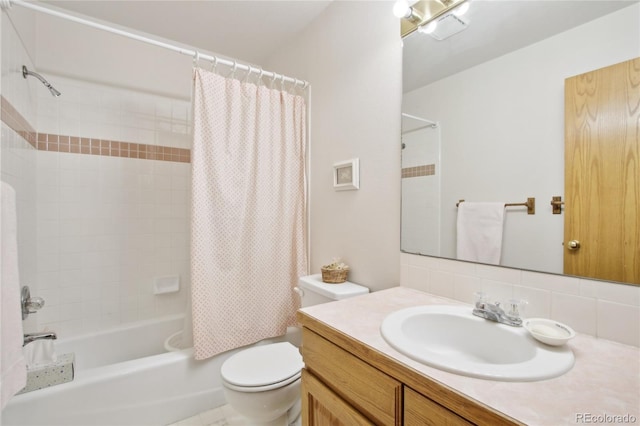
[190,68,308,360]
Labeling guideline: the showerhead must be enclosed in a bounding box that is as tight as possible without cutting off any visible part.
[22,65,61,97]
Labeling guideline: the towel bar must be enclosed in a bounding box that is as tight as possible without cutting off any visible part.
[456,198,536,215]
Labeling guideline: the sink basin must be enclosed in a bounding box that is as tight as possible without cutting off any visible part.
[380,305,574,381]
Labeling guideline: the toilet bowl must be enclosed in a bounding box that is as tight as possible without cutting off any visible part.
[221,342,304,425]
[220,274,369,425]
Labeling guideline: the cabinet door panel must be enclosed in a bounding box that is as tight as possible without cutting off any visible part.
[302,328,401,425]
[404,387,473,426]
[302,369,374,426]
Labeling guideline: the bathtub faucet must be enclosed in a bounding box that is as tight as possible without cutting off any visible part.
[23,331,57,346]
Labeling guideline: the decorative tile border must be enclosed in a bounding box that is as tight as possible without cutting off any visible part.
[1,95,37,148]
[401,164,435,178]
[36,133,190,163]
[1,96,190,163]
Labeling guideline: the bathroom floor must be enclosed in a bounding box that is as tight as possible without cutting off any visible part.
[167,404,243,426]
[167,404,299,426]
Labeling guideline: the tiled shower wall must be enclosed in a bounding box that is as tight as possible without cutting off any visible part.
[34,77,192,337]
[2,12,193,337]
[1,12,39,332]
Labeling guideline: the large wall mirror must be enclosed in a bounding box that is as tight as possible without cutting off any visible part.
[400,1,640,285]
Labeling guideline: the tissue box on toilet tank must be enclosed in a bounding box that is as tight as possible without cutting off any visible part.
[18,353,75,394]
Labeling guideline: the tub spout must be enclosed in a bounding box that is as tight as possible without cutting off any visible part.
[23,331,57,346]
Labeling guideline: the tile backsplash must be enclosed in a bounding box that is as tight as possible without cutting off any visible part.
[401,253,640,347]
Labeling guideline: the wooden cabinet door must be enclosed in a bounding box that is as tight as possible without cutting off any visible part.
[302,369,374,426]
[302,328,402,425]
[564,57,640,284]
[404,387,473,426]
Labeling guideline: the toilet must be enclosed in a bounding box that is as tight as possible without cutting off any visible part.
[220,274,369,425]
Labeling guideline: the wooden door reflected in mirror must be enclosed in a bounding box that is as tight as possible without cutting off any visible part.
[564,57,640,285]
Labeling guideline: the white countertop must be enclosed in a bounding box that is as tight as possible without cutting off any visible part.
[299,287,640,425]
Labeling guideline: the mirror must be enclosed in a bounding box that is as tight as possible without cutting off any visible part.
[400,1,639,284]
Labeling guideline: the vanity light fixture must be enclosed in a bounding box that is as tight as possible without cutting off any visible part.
[396,0,470,38]
[418,20,438,35]
[393,0,423,22]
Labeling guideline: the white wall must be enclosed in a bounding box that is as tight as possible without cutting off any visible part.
[402,4,640,274]
[266,1,403,292]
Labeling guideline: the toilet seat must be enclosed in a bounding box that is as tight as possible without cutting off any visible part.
[221,342,304,393]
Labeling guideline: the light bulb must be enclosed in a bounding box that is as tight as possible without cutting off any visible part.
[393,0,410,18]
[419,20,438,35]
[453,1,470,17]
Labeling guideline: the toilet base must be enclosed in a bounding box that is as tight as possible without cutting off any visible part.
[223,377,301,425]
[229,407,300,426]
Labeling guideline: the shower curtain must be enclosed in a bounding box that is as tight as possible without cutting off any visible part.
[190,68,307,360]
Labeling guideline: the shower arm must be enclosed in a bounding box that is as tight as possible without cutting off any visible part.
[22,65,61,97]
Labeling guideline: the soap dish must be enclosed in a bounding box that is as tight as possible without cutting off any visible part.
[524,318,576,346]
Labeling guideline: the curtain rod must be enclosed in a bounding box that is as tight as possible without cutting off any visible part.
[2,0,309,89]
[401,113,438,127]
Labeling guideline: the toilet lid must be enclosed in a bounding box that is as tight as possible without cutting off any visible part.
[221,342,304,388]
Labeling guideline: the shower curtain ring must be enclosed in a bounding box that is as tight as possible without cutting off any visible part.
[211,57,218,73]
[193,51,200,68]
[257,67,264,85]
[228,60,237,78]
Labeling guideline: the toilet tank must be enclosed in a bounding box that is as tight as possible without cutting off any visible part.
[297,274,369,307]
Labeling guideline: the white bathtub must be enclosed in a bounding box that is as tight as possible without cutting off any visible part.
[1,314,242,426]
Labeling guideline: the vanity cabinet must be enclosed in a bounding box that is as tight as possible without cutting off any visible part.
[299,312,520,426]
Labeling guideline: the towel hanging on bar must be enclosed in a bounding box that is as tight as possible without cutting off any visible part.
[457,198,535,215]
[456,202,506,265]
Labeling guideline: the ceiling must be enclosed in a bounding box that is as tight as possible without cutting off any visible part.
[42,0,333,67]
[402,0,637,93]
[39,0,638,93]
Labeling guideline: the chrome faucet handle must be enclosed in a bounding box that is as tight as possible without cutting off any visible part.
[474,291,489,309]
[21,286,45,320]
[504,298,528,321]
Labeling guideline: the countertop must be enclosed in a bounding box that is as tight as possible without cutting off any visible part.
[299,287,640,425]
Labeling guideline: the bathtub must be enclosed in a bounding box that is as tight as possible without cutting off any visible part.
[1,314,242,426]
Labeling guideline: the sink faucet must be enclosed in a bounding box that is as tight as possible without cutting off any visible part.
[23,331,57,346]
[472,293,525,327]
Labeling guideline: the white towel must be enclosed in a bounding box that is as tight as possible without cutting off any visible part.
[456,202,505,265]
[1,182,27,409]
